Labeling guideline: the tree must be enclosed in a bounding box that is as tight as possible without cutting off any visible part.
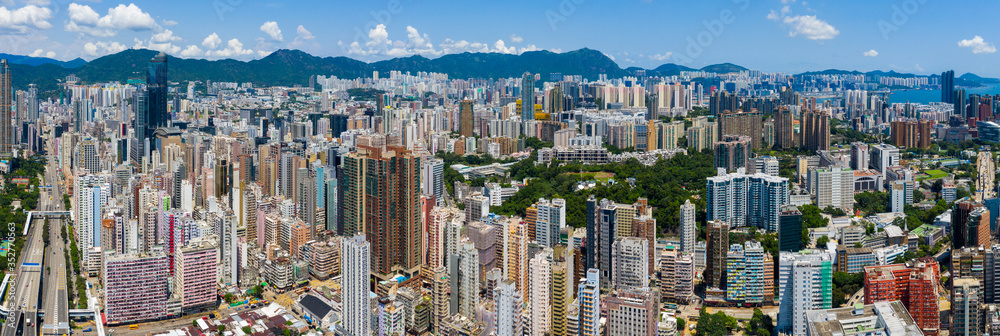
[676,317,686,331]
[816,235,830,247]
[193,320,198,327]
[243,326,252,334]
[217,325,226,332]
[746,308,774,336]
[696,310,737,335]
[854,242,863,248]
[224,293,234,304]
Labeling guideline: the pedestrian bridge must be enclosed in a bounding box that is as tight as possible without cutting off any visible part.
[23,211,71,235]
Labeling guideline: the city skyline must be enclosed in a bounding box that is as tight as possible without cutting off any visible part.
[1,0,1000,75]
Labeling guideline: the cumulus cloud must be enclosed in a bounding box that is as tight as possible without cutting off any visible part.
[768,5,838,41]
[0,5,52,33]
[151,28,181,43]
[82,40,126,56]
[28,48,54,58]
[161,19,177,26]
[296,25,313,40]
[179,45,202,58]
[345,25,544,59]
[777,15,838,40]
[65,3,157,37]
[202,32,221,49]
[863,49,878,57]
[259,21,282,42]
[206,38,253,58]
[649,52,672,61]
[958,36,996,54]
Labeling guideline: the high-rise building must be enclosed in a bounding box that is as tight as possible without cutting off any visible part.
[870,144,900,176]
[808,167,856,212]
[890,120,934,149]
[800,110,831,151]
[778,205,802,252]
[719,110,764,149]
[706,168,789,230]
[530,198,566,247]
[777,250,833,335]
[342,234,371,336]
[706,221,729,289]
[943,70,955,103]
[174,239,218,311]
[954,199,989,249]
[714,135,751,173]
[953,277,982,336]
[0,60,11,157]
[679,200,696,253]
[863,258,941,335]
[521,73,535,120]
[527,250,551,336]
[773,107,794,149]
[103,251,170,324]
[604,287,657,336]
[850,142,869,170]
[709,90,739,116]
[341,145,422,279]
[726,241,774,306]
[585,196,598,273]
[422,158,445,206]
[578,269,601,336]
[495,279,522,336]
[459,100,474,137]
[611,237,648,290]
[659,246,694,304]
[146,52,170,142]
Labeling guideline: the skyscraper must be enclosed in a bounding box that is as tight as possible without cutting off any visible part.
[611,237,648,290]
[942,70,955,104]
[459,100,474,137]
[528,250,551,336]
[953,277,982,336]
[679,200,696,253]
[800,110,831,151]
[778,206,802,252]
[0,60,11,157]
[777,250,833,335]
[342,145,422,279]
[521,72,535,120]
[147,52,169,137]
[953,199,987,249]
[706,168,790,231]
[719,110,764,149]
[714,135,751,173]
[706,221,729,289]
[578,269,601,336]
[342,234,371,336]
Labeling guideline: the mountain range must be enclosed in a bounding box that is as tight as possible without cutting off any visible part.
[3,48,996,94]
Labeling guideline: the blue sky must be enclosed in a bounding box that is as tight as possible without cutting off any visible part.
[1,0,999,76]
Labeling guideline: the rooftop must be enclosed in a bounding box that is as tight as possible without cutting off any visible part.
[806,300,922,336]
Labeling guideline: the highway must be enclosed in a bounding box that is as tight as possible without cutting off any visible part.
[40,155,70,335]
[3,183,47,336]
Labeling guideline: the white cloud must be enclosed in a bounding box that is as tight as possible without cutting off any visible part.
[914,64,924,72]
[28,48,54,58]
[781,15,838,40]
[82,40,126,57]
[345,25,549,58]
[179,45,202,58]
[296,25,313,40]
[202,32,221,49]
[958,35,996,54]
[24,0,50,6]
[649,52,672,61]
[768,6,838,41]
[259,21,282,42]
[161,19,177,26]
[207,38,253,58]
[863,49,878,57]
[65,3,157,37]
[151,28,181,43]
[0,5,52,33]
